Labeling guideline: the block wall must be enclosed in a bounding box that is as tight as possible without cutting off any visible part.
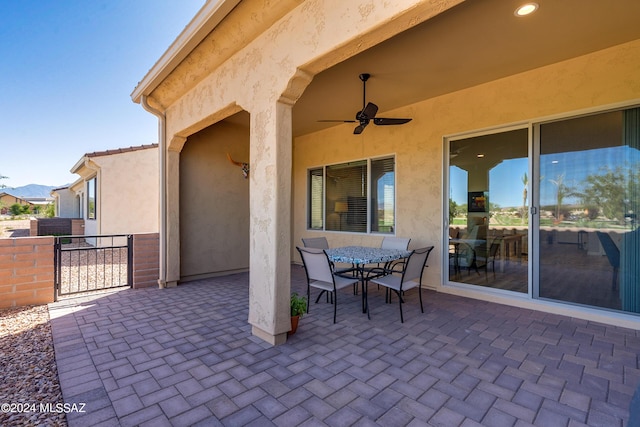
[71,219,85,236]
[0,237,54,309]
[132,233,159,289]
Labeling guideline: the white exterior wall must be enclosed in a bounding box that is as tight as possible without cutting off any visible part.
[53,188,78,218]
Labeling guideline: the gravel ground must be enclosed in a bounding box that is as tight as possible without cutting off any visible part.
[59,244,128,295]
[0,305,67,427]
[0,219,31,238]
[0,221,126,426]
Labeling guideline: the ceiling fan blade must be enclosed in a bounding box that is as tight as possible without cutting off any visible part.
[357,102,378,120]
[318,74,410,134]
[353,121,369,134]
[318,119,357,123]
[373,117,412,126]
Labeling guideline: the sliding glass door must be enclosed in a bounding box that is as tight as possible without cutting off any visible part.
[447,128,529,293]
[536,108,640,313]
[446,106,640,315]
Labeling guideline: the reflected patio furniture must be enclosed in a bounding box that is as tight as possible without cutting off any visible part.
[498,234,523,272]
[596,231,620,291]
[366,246,434,323]
[475,237,502,279]
[449,238,486,275]
[296,247,360,323]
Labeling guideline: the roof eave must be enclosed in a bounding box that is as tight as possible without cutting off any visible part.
[130,0,241,104]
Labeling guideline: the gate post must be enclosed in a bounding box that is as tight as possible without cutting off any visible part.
[127,235,134,287]
[53,237,60,302]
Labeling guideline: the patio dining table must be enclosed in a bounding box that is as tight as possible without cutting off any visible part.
[325,245,411,315]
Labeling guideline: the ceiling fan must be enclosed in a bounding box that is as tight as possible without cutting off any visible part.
[319,73,412,134]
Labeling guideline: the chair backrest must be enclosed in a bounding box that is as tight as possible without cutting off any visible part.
[401,246,434,286]
[466,225,479,240]
[596,231,620,267]
[449,228,459,239]
[302,237,329,249]
[489,237,502,258]
[381,236,411,250]
[297,247,334,283]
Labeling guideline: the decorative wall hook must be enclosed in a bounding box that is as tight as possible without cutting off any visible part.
[227,153,250,179]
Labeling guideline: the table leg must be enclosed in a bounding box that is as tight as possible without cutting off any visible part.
[357,266,368,315]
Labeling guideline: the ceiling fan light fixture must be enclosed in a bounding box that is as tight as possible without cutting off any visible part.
[514,2,538,17]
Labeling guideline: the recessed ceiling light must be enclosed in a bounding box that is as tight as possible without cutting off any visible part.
[515,2,538,17]
[477,154,485,158]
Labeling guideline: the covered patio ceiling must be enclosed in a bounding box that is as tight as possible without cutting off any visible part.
[290,0,640,137]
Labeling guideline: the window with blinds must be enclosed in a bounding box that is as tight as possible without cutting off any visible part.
[371,157,395,233]
[307,156,395,234]
[308,169,324,229]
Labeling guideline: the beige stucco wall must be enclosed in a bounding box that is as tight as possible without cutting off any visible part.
[153,0,461,344]
[179,119,250,279]
[144,0,640,341]
[294,38,640,299]
[92,148,159,235]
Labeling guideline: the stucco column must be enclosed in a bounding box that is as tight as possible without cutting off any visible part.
[165,143,183,287]
[248,100,292,345]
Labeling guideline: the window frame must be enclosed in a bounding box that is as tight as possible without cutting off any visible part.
[307,155,396,234]
[87,176,97,220]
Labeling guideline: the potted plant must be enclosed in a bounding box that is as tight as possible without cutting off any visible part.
[289,292,307,335]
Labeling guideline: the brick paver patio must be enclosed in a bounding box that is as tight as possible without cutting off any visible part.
[49,265,639,426]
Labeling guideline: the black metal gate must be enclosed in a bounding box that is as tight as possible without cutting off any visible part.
[54,234,133,301]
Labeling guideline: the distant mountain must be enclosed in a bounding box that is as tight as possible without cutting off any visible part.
[2,184,60,199]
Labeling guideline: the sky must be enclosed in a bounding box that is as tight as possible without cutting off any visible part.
[0,0,205,188]
[450,146,639,208]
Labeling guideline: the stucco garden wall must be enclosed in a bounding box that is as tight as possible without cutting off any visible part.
[293,39,640,291]
[179,119,250,280]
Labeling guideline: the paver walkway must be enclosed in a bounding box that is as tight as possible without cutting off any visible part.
[49,265,639,426]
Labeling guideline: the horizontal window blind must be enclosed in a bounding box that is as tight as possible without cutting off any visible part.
[308,168,324,230]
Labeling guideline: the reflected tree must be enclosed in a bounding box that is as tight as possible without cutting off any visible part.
[521,173,528,224]
[549,174,570,221]
[578,166,634,225]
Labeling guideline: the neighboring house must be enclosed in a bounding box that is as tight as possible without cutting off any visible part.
[50,186,79,218]
[22,197,54,207]
[131,0,640,344]
[69,144,159,235]
[0,192,34,214]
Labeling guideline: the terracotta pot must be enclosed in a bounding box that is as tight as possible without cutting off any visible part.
[289,315,300,336]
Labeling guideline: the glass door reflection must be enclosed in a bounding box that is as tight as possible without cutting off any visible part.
[448,128,529,293]
[537,109,640,313]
